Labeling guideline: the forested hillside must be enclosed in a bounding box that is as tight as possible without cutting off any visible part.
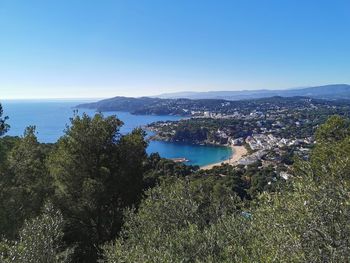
[77,95,350,116]
[0,103,350,262]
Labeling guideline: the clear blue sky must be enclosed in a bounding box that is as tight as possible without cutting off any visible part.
[1,0,350,99]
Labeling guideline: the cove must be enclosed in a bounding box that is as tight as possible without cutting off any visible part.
[2,100,232,167]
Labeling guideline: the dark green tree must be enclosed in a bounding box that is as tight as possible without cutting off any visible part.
[49,113,147,262]
[0,126,51,239]
[0,104,9,136]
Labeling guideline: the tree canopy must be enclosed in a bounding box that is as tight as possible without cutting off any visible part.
[48,113,148,262]
[1,103,350,263]
[102,115,350,262]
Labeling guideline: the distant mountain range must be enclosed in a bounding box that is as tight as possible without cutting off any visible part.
[155,84,350,100]
[77,84,350,115]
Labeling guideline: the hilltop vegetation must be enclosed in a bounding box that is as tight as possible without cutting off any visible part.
[103,115,350,262]
[0,105,198,262]
[0,102,350,262]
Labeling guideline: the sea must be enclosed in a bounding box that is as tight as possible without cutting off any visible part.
[1,100,232,167]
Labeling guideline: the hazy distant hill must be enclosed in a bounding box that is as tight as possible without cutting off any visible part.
[155,84,350,100]
[77,96,228,115]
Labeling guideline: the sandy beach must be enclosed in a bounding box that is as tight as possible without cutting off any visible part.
[200,145,248,170]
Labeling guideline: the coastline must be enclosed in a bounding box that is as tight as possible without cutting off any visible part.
[200,145,248,170]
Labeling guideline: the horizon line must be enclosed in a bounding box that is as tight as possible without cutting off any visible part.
[1,97,105,101]
[1,83,349,101]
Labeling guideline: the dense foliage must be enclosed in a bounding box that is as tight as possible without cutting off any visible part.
[1,101,350,262]
[102,115,350,262]
[0,126,52,239]
[48,114,148,262]
[0,104,9,136]
[102,179,242,262]
[0,112,151,262]
[0,202,71,263]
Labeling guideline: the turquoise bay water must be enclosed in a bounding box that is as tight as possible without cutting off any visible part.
[1,100,232,167]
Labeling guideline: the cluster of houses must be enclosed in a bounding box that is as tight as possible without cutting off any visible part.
[228,133,313,151]
[243,134,310,150]
[193,111,241,119]
[225,133,314,166]
[238,149,267,166]
[192,110,260,120]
